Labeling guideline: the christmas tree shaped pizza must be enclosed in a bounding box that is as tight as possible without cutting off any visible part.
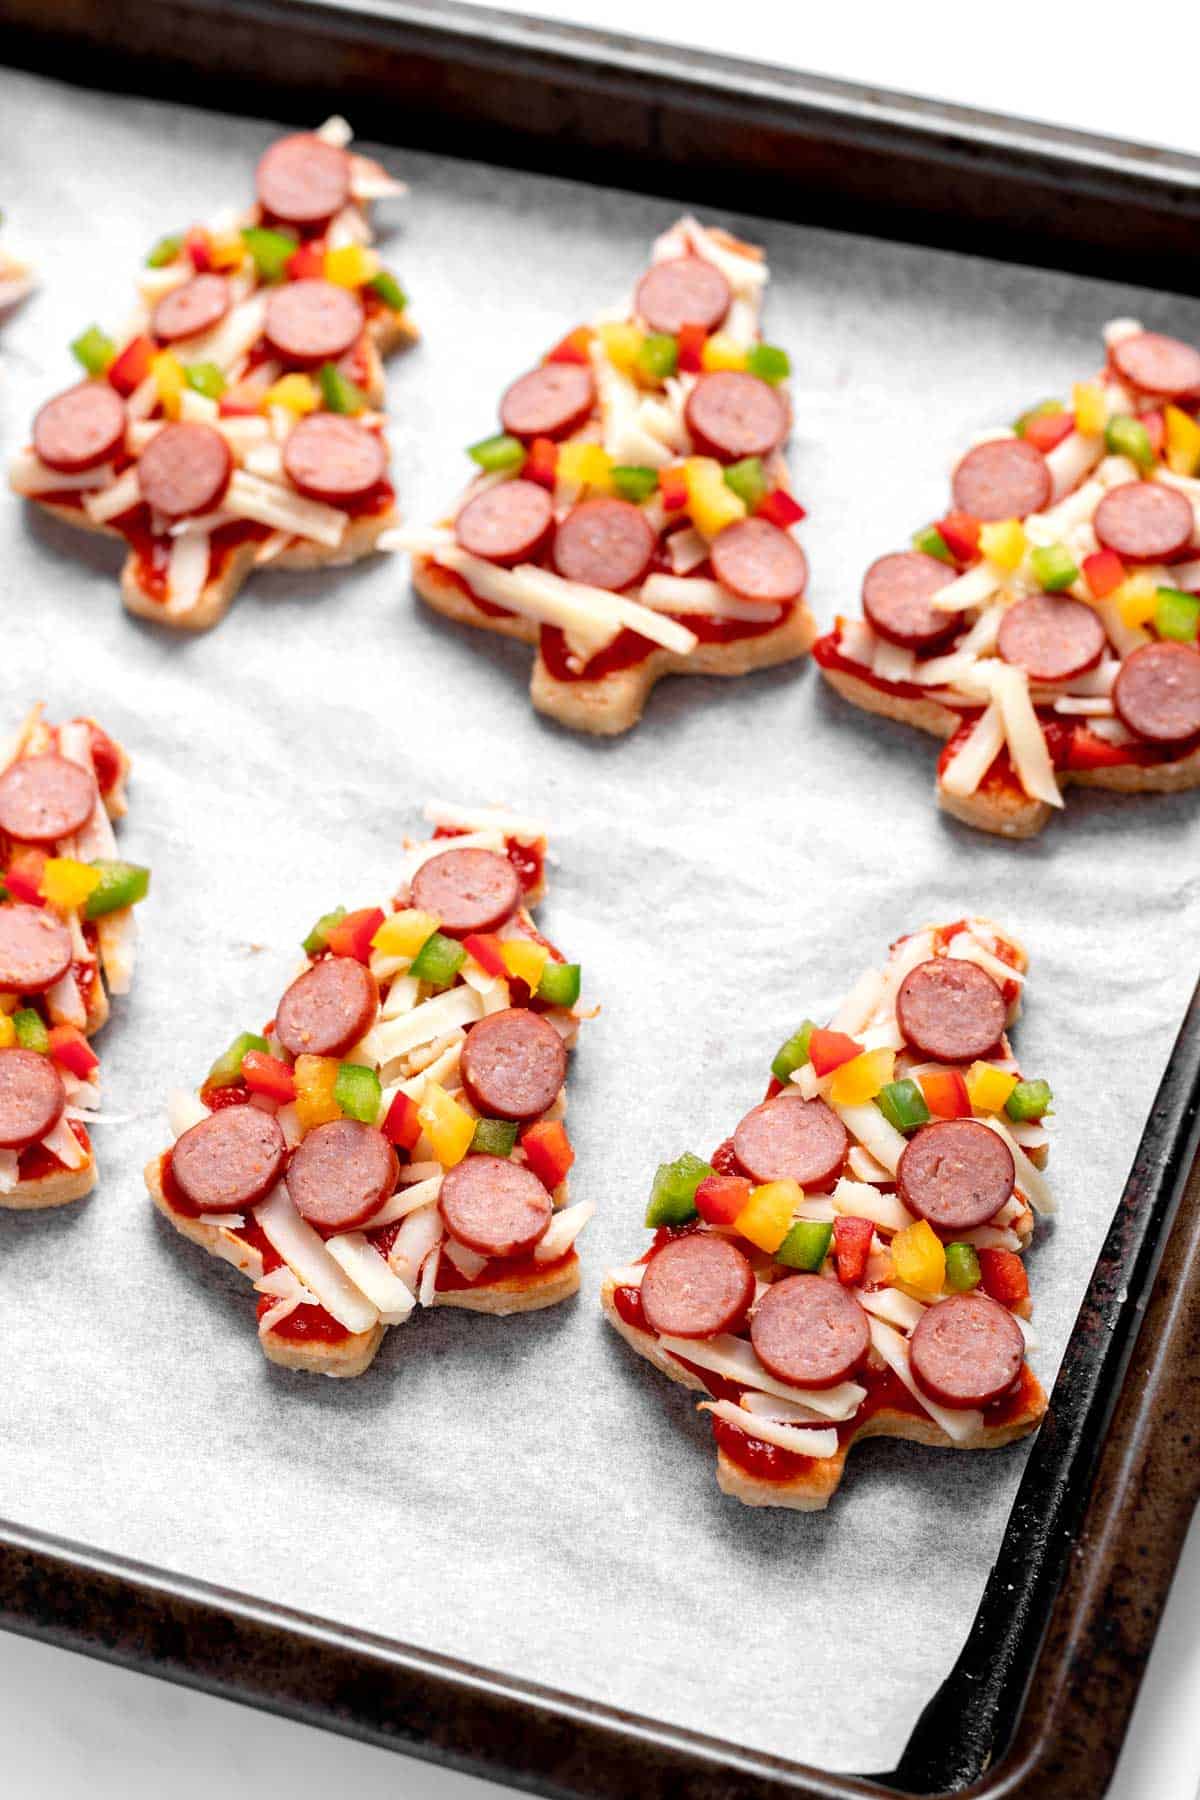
[603,919,1053,1510]
[10,119,414,631]
[147,805,591,1378]
[815,321,1200,836]
[397,217,813,733]
[0,705,149,1209]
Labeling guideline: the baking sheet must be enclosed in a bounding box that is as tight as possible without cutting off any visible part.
[0,62,1197,1781]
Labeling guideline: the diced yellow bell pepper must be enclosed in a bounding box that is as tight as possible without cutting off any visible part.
[964,1061,1019,1113]
[1115,573,1160,629]
[151,351,185,420]
[207,232,247,271]
[700,333,748,373]
[1072,382,1107,438]
[597,322,643,376]
[263,373,319,417]
[499,939,549,991]
[830,1047,896,1107]
[1165,404,1200,478]
[372,909,440,959]
[0,1014,15,1049]
[39,857,102,911]
[419,1081,476,1168]
[978,519,1026,571]
[684,455,746,540]
[293,1054,342,1131]
[323,244,380,289]
[556,441,613,493]
[735,1179,802,1254]
[890,1219,946,1295]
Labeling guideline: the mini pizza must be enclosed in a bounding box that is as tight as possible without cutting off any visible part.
[0,704,150,1210]
[395,216,814,733]
[146,803,591,1377]
[816,320,1200,836]
[602,918,1053,1510]
[10,118,414,631]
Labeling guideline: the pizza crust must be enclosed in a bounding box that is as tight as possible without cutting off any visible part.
[433,1251,581,1314]
[0,1152,96,1212]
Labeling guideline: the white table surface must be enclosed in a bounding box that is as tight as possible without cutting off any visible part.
[5,4,1199,1796]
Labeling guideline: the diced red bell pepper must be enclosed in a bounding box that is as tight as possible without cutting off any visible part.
[1082,548,1125,600]
[524,436,558,491]
[918,1068,972,1119]
[463,932,508,979]
[5,847,47,906]
[87,724,122,794]
[935,512,981,563]
[241,1050,296,1104]
[185,227,213,272]
[382,1090,421,1152]
[756,487,806,529]
[807,1028,862,1077]
[977,1246,1029,1309]
[545,326,593,365]
[107,335,155,398]
[286,241,326,283]
[520,1119,575,1190]
[695,1174,752,1226]
[676,323,706,374]
[659,464,688,513]
[1139,409,1165,456]
[325,906,386,964]
[47,1025,99,1079]
[1022,411,1075,454]
[833,1215,874,1286]
[199,1080,250,1110]
[1066,726,1131,771]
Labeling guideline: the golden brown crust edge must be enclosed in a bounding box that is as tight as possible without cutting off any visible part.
[0,1153,96,1212]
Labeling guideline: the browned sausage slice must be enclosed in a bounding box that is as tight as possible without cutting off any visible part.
[264,280,364,367]
[951,438,1052,521]
[640,1232,756,1339]
[732,1095,849,1190]
[256,133,351,229]
[553,497,655,590]
[897,1119,1015,1232]
[861,552,958,651]
[1110,331,1200,400]
[909,1292,1024,1409]
[685,371,787,462]
[750,1275,870,1390]
[151,273,230,343]
[169,1104,287,1214]
[0,753,96,844]
[438,1153,552,1259]
[1093,481,1194,563]
[1113,640,1200,744]
[0,1048,66,1149]
[283,415,387,506]
[997,594,1107,683]
[711,517,808,604]
[455,479,554,567]
[896,958,1006,1063]
[274,956,378,1060]
[499,364,595,443]
[460,1008,567,1122]
[138,421,232,519]
[410,847,521,936]
[634,257,732,334]
[0,905,73,994]
[33,382,126,474]
[287,1119,398,1231]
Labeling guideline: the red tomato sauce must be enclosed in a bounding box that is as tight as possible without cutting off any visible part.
[18,1119,90,1181]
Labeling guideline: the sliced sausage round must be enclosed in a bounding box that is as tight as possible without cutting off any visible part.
[138,421,232,520]
[256,132,351,229]
[410,847,521,936]
[274,956,378,1060]
[0,1047,66,1150]
[459,1008,567,1123]
[640,1233,756,1340]
[997,594,1107,683]
[1093,481,1194,564]
[438,1153,552,1259]
[896,958,1006,1063]
[732,1095,849,1190]
[1113,640,1200,744]
[951,438,1052,521]
[861,552,958,651]
[0,753,96,844]
[283,414,386,506]
[287,1119,397,1231]
[0,905,73,995]
[1110,331,1200,401]
[499,364,595,443]
[685,371,787,462]
[170,1104,287,1214]
[33,382,126,474]
[909,1293,1025,1409]
[151,273,230,343]
[897,1119,1015,1233]
[750,1275,870,1390]
[263,280,364,367]
[553,497,655,590]
[634,256,732,335]
[711,517,808,604]
[455,479,554,567]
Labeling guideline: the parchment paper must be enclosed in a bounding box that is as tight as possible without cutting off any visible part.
[0,64,1197,1780]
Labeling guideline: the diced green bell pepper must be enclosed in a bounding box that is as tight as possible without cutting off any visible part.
[409,930,466,989]
[471,1117,519,1157]
[944,1242,982,1291]
[12,1008,49,1055]
[875,1078,931,1134]
[302,905,346,955]
[369,270,407,313]
[644,1152,714,1228]
[184,362,226,400]
[1155,587,1200,643]
[334,1061,382,1124]
[636,333,678,382]
[746,343,790,383]
[610,465,659,504]
[775,1218,833,1272]
[240,225,297,282]
[83,861,150,918]
[145,233,184,269]
[1105,415,1155,471]
[723,456,768,511]
[206,1031,269,1089]
[1005,1078,1053,1121]
[318,360,370,416]
[1030,542,1079,593]
[468,433,527,474]
[537,961,581,1008]
[771,1020,815,1084]
[70,325,115,376]
[912,524,954,564]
